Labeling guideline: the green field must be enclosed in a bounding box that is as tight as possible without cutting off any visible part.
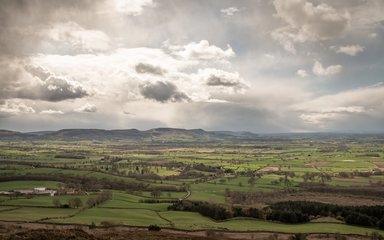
[0,134,384,237]
[0,181,62,191]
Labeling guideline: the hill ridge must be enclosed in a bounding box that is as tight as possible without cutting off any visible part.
[0,128,258,141]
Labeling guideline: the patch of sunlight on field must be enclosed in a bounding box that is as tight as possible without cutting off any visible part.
[0,181,61,191]
[0,207,77,221]
[48,208,171,227]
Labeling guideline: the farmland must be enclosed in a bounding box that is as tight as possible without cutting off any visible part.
[0,129,384,239]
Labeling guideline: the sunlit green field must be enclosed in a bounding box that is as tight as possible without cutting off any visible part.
[0,134,383,236]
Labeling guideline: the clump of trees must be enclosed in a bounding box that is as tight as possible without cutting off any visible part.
[267,201,384,229]
[168,200,262,221]
[226,189,297,205]
[300,184,384,198]
[86,191,112,208]
[168,200,384,230]
[147,225,161,231]
[301,172,332,184]
[52,197,82,208]
[168,201,230,220]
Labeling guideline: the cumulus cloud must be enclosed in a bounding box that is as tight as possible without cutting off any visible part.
[40,109,64,114]
[197,68,247,92]
[207,76,240,87]
[140,81,190,103]
[21,65,88,101]
[0,61,88,102]
[113,0,154,16]
[135,63,165,75]
[75,103,97,113]
[272,0,350,52]
[41,22,111,52]
[220,7,240,16]
[167,40,235,60]
[336,44,365,56]
[0,100,35,117]
[296,69,308,77]
[312,61,342,77]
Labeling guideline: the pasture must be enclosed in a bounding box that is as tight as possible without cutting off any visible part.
[0,134,384,236]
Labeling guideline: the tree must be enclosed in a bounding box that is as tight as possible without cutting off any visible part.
[290,233,307,240]
[89,221,96,229]
[53,198,61,208]
[284,172,295,186]
[150,190,162,198]
[224,188,231,197]
[86,198,96,208]
[148,225,161,231]
[248,176,256,187]
[319,172,332,184]
[379,217,384,230]
[68,198,74,208]
[73,197,83,208]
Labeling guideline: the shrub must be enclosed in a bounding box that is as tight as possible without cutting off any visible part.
[148,225,161,231]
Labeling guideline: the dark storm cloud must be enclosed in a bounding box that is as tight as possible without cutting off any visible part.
[0,62,88,102]
[20,65,88,101]
[17,75,88,102]
[135,63,165,75]
[206,75,242,87]
[140,81,190,103]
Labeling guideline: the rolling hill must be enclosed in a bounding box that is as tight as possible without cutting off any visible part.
[0,128,259,141]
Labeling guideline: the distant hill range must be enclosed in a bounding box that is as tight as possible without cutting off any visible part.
[0,128,259,142]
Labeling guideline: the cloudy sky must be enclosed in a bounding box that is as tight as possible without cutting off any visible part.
[0,0,383,133]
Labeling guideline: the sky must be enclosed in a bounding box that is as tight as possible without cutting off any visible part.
[0,0,383,133]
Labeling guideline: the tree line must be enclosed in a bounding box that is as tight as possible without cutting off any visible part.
[168,200,262,221]
[267,201,384,229]
[168,200,384,230]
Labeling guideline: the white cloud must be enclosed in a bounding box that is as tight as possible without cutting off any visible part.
[75,103,97,113]
[196,68,247,93]
[296,69,308,77]
[272,0,350,52]
[0,100,35,117]
[220,7,240,16]
[300,106,365,124]
[42,22,111,52]
[271,27,299,54]
[113,0,154,16]
[40,109,64,114]
[312,61,342,77]
[29,47,190,102]
[22,65,88,101]
[299,112,333,124]
[29,45,244,105]
[295,84,384,126]
[336,45,365,56]
[167,40,235,60]
[369,33,378,39]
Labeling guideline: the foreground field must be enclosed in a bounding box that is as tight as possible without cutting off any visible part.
[0,132,384,237]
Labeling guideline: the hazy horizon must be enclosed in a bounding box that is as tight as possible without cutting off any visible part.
[1,0,383,133]
[2,127,384,136]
